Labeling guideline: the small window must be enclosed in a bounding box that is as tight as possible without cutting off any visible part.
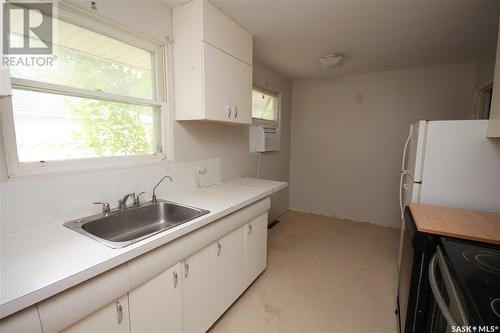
[4,5,166,176]
[252,87,278,124]
[473,83,493,120]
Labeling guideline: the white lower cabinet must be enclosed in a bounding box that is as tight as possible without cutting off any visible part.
[1,203,271,333]
[62,295,129,333]
[63,214,268,333]
[181,245,216,333]
[0,306,42,333]
[213,226,246,318]
[129,263,183,333]
[245,214,268,286]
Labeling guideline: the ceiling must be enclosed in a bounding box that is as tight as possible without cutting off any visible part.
[211,0,500,79]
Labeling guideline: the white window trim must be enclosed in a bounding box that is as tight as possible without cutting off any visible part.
[2,98,169,178]
[2,2,172,179]
[252,85,281,128]
[12,78,165,107]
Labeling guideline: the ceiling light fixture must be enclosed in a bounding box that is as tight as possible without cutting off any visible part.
[319,54,343,68]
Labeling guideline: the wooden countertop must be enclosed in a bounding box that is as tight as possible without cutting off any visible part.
[409,203,500,245]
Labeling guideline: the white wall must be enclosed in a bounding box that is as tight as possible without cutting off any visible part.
[289,62,476,228]
[0,2,292,235]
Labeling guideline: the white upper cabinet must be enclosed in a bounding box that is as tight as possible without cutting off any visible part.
[488,15,500,137]
[229,52,253,124]
[129,263,183,333]
[203,43,237,123]
[203,43,252,124]
[202,0,252,65]
[173,0,253,124]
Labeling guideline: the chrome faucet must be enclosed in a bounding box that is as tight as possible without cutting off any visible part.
[119,193,135,210]
[133,191,145,206]
[93,202,111,214]
[152,176,173,203]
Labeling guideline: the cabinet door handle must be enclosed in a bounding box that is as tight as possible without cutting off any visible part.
[248,224,253,235]
[226,105,231,118]
[116,301,123,324]
[172,271,178,288]
[232,106,238,118]
[217,241,222,256]
[184,261,189,279]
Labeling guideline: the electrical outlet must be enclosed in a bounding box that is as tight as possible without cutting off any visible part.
[197,166,208,174]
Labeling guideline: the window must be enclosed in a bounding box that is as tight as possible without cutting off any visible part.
[473,82,493,119]
[4,4,167,176]
[252,87,279,125]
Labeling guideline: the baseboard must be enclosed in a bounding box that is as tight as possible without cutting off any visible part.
[288,208,399,229]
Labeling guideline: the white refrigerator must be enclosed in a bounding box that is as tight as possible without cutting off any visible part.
[397,119,500,267]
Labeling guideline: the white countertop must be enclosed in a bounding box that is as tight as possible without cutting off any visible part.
[0,177,287,319]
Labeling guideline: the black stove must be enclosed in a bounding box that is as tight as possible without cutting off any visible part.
[441,238,500,327]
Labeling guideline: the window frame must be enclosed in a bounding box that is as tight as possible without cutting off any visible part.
[252,85,280,128]
[2,2,170,178]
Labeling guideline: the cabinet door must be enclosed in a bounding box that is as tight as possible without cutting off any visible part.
[230,58,252,124]
[62,295,129,333]
[213,226,246,318]
[182,245,216,333]
[0,306,42,333]
[202,0,252,65]
[129,263,182,333]
[203,42,234,123]
[245,213,268,287]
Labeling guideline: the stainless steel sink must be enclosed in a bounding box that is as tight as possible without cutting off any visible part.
[64,200,210,248]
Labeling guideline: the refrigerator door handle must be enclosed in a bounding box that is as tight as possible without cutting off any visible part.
[399,172,406,218]
[401,127,413,173]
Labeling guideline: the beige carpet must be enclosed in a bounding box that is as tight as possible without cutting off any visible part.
[209,210,400,333]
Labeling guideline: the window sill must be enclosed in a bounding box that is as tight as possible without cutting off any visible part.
[252,118,278,128]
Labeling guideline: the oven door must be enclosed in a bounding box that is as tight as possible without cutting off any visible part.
[427,246,469,332]
[398,218,414,332]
